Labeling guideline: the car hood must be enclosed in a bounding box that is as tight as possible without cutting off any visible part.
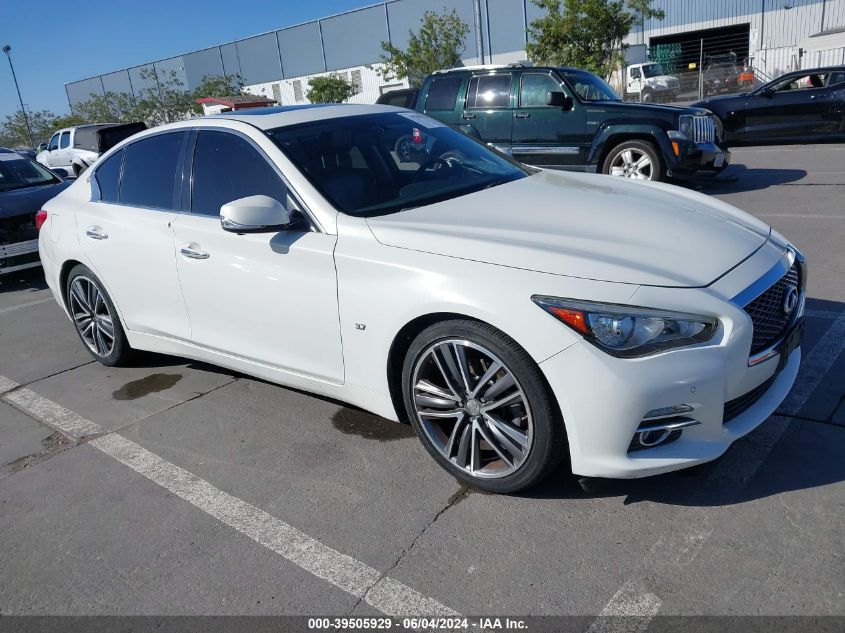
[694,93,750,108]
[590,100,711,118]
[366,170,770,288]
[0,181,70,220]
[644,74,679,84]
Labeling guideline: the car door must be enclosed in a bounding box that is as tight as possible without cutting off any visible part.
[172,128,344,383]
[56,130,72,169]
[511,71,587,168]
[461,72,513,153]
[744,73,831,141]
[75,131,191,340]
[816,72,845,137]
[44,133,61,168]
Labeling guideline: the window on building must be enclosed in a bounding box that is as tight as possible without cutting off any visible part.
[190,131,287,216]
[466,74,511,109]
[424,76,463,110]
[119,132,186,209]
[351,69,363,94]
[272,83,282,104]
[293,80,304,102]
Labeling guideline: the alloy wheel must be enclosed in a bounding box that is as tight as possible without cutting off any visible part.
[69,276,116,358]
[608,148,654,180]
[411,339,534,479]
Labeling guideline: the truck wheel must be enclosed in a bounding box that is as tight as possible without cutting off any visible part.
[602,140,663,181]
[641,89,654,103]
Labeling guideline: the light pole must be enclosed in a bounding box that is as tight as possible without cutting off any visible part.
[2,44,36,148]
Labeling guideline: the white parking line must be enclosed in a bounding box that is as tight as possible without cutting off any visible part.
[1,379,458,618]
[589,311,845,622]
[0,297,54,316]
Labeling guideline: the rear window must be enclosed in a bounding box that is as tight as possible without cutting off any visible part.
[119,132,186,209]
[73,126,108,151]
[424,76,463,110]
[466,74,511,108]
[94,149,124,203]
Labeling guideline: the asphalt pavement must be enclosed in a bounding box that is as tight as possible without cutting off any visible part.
[0,144,843,628]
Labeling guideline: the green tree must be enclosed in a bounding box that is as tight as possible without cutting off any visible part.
[306,75,356,103]
[526,0,664,78]
[0,109,58,147]
[376,9,469,88]
[190,73,245,114]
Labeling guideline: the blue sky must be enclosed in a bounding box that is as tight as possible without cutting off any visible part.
[1,0,368,119]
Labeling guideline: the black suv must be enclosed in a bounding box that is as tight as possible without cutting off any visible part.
[414,65,729,182]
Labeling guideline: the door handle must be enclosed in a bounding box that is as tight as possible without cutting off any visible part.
[180,245,209,260]
[514,112,531,119]
[85,226,108,240]
[462,112,476,119]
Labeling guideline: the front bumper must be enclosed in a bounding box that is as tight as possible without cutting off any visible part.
[539,243,803,479]
[670,141,730,179]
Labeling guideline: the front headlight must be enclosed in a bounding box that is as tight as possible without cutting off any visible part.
[532,296,718,358]
[677,114,694,139]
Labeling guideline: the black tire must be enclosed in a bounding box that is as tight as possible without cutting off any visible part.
[641,89,654,103]
[65,264,133,366]
[601,139,664,182]
[401,319,566,494]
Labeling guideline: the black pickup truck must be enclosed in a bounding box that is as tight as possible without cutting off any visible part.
[412,65,729,182]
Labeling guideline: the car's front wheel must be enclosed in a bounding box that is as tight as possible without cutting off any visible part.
[602,139,663,181]
[66,264,133,366]
[402,319,566,493]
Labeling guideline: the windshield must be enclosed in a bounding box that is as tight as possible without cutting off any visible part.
[561,70,619,101]
[268,112,529,217]
[641,63,665,78]
[0,154,60,192]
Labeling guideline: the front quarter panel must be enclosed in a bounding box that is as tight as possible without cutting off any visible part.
[333,213,639,420]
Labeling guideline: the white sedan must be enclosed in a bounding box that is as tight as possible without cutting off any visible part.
[37,104,805,493]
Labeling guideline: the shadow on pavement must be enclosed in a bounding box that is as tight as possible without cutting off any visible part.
[0,267,48,294]
[690,163,806,193]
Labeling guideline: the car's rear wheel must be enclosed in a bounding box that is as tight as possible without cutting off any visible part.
[66,264,133,366]
[602,139,663,181]
[402,320,566,493]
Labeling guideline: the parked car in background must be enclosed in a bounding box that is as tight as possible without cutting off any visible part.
[36,122,146,178]
[375,88,419,109]
[1,148,69,274]
[13,148,37,160]
[415,65,728,182]
[624,62,680,102]
[703,60,740,95]
[39,105,804,492]
[693,66,845,146]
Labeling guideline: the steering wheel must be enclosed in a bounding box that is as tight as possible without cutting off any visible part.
[415,156,451,174]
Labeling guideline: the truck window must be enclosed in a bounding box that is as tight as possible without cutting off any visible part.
[466,75,511,108]
[424,76,463,110]
[519,73,561,107]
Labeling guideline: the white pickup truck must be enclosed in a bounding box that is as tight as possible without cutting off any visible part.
[36,123,145,178]
[624,62,680,102]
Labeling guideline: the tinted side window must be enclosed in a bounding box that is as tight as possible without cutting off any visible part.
[191,131,287,216]
[95,149,124,203]
[828,71,845,86]
[520,73,561,107]
[48,134,59,151]
[119,132,186,209]
[424,76,463,110]
[59,131,70,149]
[466,74,511,108]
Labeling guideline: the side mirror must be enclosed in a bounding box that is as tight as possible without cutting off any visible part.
[220,195,291,233]
[546,91,573,110]
[760,87,774,98]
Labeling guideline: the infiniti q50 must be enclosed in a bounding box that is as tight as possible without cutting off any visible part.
[38,105,805,493]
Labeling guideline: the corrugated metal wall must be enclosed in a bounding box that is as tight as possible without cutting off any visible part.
[65,0,845,110]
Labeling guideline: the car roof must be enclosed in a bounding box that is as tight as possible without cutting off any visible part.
[210,103,404,130]
[781,65,845,74]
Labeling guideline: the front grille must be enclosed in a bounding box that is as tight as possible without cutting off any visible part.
[723,375,776,424]
[743,263,800,355]
[692,116,716,144]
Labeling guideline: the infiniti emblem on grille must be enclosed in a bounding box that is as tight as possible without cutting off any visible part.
[783,285,799,316]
